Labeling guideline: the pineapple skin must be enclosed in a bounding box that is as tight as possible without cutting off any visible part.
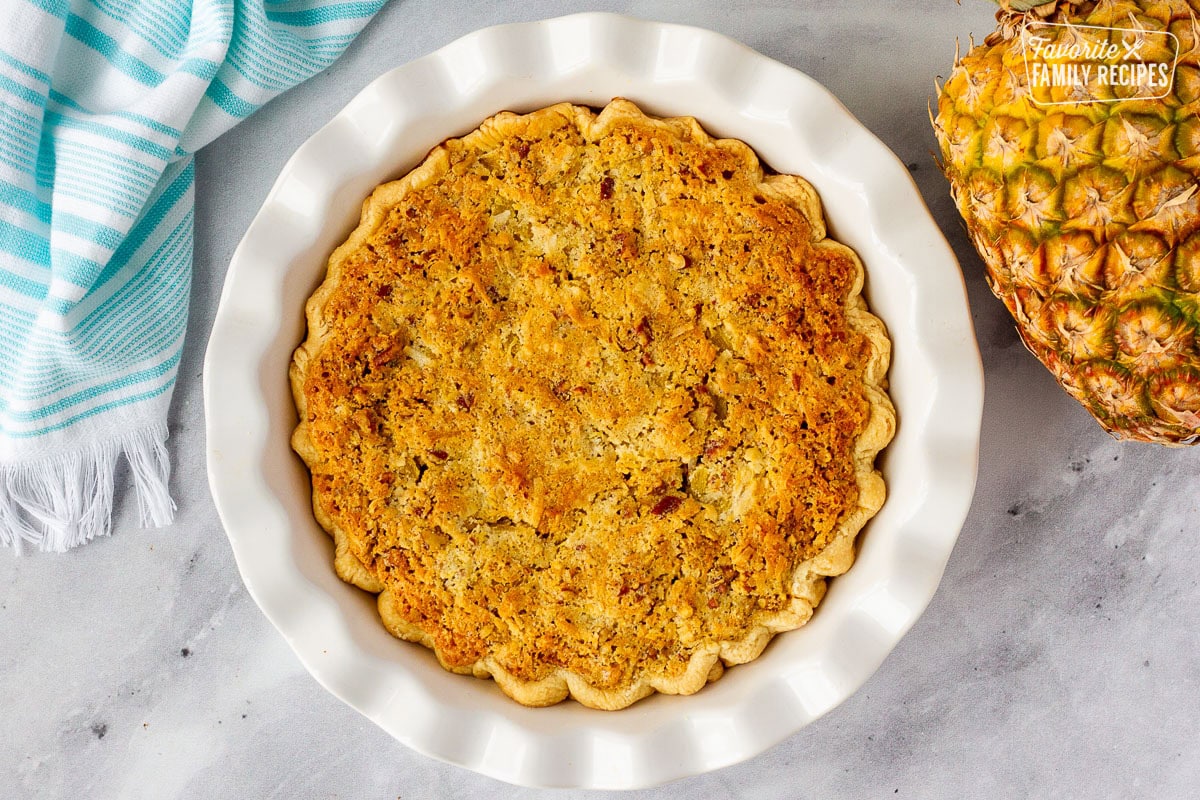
[934,0,1200,444]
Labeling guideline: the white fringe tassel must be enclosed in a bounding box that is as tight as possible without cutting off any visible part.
[0,426,176,553]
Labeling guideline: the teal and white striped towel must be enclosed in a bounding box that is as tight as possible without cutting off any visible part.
[0,0,384,551]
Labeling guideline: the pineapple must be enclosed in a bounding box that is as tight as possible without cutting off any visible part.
[933,0,1200,444]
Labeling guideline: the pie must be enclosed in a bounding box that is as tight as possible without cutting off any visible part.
[290,98,896,709]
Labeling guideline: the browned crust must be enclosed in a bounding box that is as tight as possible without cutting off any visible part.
[291,99,895,709]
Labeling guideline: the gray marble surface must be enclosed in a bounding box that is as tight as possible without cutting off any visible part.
[5,1,1200,797]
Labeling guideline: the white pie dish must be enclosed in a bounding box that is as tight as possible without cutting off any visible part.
[203,12,984,790]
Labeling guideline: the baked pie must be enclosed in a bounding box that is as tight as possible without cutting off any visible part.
[291,98,895,709]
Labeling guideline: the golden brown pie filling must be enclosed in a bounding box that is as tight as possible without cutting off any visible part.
[291,99,895,709]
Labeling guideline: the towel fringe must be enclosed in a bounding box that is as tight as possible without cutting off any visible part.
[0,426,175,553]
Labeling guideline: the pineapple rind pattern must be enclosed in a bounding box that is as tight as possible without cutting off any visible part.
[935,0,1200,444]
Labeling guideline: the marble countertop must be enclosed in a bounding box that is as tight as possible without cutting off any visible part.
[5,1,1199,797]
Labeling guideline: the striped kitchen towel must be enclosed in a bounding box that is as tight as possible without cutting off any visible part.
[0,0,385,552]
